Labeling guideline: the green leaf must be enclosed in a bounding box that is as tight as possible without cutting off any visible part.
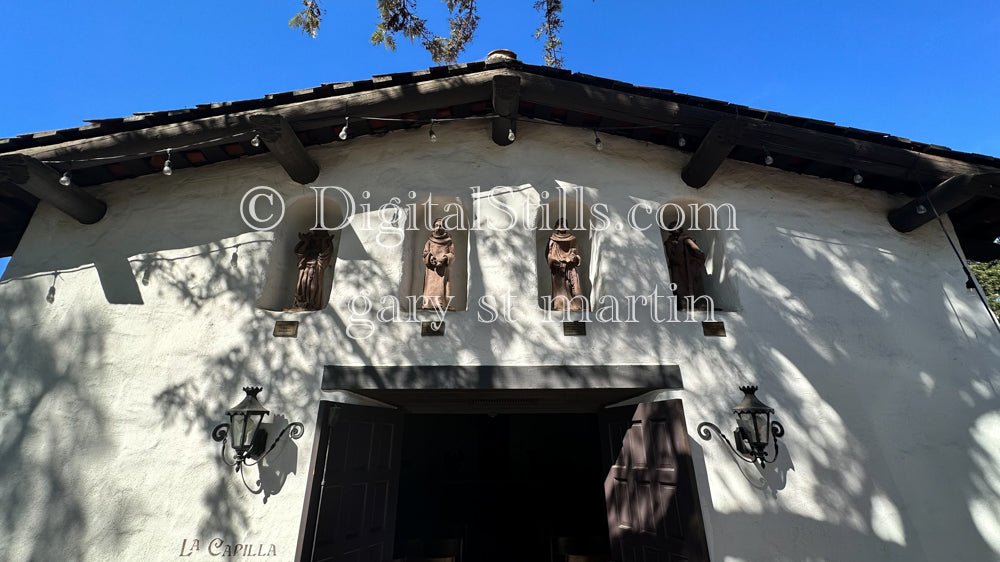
[971,259,1000,316]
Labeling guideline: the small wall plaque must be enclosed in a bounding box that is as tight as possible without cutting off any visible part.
[563,321,587,336]
[273,321,299,338]
[421,321,446,336]
[702,321,726,337]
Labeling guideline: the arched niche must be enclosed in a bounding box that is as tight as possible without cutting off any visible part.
[658,198,739,312]
[534,195,599,311]
[256,192,345,312]
[400,195,470,312]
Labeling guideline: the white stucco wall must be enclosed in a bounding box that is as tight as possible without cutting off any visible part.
[1,120,999,561]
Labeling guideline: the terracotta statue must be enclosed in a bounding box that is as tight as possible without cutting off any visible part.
[421,218,456,309]
[293,231,334,311]
[546,218,585,311]
[664,224,707,307]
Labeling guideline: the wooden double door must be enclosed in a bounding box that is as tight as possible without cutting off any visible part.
[296,399,710,562]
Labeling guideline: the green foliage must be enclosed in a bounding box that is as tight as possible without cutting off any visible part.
[970,259,1000,316]
[288,0,566,67]
[533,0,564,68]
[288,0,324,38]
[369,0,480,65]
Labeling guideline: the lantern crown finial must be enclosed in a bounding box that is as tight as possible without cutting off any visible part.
[733,385,774,414]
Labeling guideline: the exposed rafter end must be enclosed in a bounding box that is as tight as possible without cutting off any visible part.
[681,117,744,188]
[888,172,1000,232]
[0,154,106,224]
[490,75,521,146]
[248,113,320,184]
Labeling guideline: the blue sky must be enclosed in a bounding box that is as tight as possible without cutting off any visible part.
[1,0,998,278]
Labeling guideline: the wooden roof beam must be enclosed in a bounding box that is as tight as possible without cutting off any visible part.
[491,75,520,146]
[888,172,1000,232]
[514,70,1000,186]
[682,117,744,188]
[248,113,319,184]
[0,155,106,224]
[15,71,499,171]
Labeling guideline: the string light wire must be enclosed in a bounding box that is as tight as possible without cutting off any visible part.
[27,109,1000,336]
[909,160,1000,337]
[40,114,694,169]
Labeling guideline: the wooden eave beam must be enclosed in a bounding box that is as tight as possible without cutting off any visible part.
[513,70,1000,187]
[888,173,1000,233]
[8,66,1000,199]
[13,70,500,171]
[248,113,319,184]
[681,117,744,188]
[491,75,521,146]
[0,155,106,224]
[515,72,718,135]
[739,120,998,188]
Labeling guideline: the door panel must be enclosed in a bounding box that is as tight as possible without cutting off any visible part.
[298,401,404,562]
[600,400,709,562]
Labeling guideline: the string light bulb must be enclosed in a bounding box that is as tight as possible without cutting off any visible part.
[594,130,603,151]
[162,149,173,176]
[853,170,864,184]
[763,147,774,166]
[339,117,349,141]
[59,171,72,186]
[678,134,687,148]
[429,120,437,143]
[250,134,261,147]
[507,128,516,142]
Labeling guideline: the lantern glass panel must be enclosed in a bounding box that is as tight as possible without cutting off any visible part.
[244,413,263,450]
[230,412,249,451]
[736,413,756,446]
[754,412,770,446]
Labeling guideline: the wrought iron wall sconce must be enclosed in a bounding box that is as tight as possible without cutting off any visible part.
[212,386,304,491]
[698,385,785,467]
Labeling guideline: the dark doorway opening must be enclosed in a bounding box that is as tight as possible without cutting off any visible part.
[295,390,711,562]
[394,413,611,562]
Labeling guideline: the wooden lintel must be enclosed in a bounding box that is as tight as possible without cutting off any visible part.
[0,154,107,224]
[888,172,1000,232]
[491,74,521,146]
[681,117,744,188]
[249,113,320,184]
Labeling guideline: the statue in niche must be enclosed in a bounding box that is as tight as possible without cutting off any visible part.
[292,231,334,311]
[664,223,707,308]
[546,218,585,311]
[421,218,456,310]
